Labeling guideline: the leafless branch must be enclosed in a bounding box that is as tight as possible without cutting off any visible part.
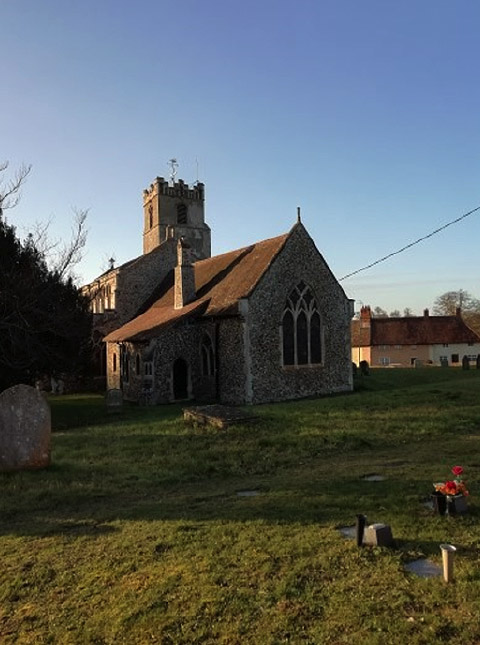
[53,208,89,279]
[0,161,32,216]
[24,216,59,255]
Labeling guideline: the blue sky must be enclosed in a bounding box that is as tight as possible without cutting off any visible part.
[2,0,480,314]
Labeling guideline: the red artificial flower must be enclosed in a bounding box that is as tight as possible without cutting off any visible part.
[444,481,458,495]
[452,465,464,476]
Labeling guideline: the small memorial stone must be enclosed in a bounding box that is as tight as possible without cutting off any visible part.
[363,523,394,547]
[0,384,51,471]
[105,388,123,414]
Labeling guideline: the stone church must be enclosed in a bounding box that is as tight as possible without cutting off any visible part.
[83,175,354,405]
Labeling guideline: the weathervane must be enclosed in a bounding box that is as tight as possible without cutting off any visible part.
[168,158,178,184]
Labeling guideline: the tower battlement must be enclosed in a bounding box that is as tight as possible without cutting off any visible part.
[142,174,210,259]
[143,177,204,204]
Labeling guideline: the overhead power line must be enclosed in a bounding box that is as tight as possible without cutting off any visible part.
[339,203,480,281]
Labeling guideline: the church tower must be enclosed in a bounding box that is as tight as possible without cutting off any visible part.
[142,177,211,259]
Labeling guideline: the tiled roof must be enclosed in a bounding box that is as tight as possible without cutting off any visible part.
[83,242,167,284]
[104,231,290,342]
[351,314,480,347]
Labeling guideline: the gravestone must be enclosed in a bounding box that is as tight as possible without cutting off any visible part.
[0,384,51,471]
[477,355,480,370]
[359,360,370,375]
[462,355,470,370]
[363,523,394,547]
[105,388,123,414]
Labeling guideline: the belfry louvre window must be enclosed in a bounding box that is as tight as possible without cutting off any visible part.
[177,203,187,224]
[282,282,323,366]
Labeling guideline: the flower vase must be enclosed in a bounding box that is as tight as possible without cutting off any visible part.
[446,494,468,515]
[431,491,447,515]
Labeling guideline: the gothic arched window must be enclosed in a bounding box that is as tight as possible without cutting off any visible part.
[281,282,323,366]
[201,334,215,376]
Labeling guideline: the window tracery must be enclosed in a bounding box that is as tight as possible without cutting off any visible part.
[282,283,323,366]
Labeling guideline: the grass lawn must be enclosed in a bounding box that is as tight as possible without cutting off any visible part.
[2,368,480,644]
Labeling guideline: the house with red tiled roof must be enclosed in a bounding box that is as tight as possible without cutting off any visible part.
[85,174,354,405]
[352,305,480,367]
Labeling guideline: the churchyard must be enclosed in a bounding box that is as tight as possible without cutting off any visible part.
[1,368,480,643]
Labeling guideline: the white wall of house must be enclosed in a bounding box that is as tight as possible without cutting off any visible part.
[431,343,479,365]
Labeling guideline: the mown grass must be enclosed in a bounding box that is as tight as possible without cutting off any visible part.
[1,368,480,644]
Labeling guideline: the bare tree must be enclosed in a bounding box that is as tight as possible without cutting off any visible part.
[0,161,32,217]
[53,208,89,279]
[1,163,88,280]
[433,290,480,336]
[433,290,480,316]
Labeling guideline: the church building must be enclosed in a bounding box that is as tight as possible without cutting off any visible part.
[83,175,354,405]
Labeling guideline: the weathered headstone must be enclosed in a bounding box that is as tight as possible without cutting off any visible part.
[0,384,51,471]
[105,388,123,414]
[440,358,449,368]
[462,355,470,370]
[477,355,480,370]
[359,360,369,376]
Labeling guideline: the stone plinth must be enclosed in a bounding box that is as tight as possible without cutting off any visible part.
[184,405,259,430]
[0,384,51,471]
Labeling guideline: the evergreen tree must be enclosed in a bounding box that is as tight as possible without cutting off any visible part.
[0,219,92,391]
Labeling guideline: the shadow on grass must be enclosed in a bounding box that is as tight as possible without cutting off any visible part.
[50,395,185,431]
[2,452,478,547]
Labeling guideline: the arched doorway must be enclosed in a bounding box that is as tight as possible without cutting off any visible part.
[173,358,189,400]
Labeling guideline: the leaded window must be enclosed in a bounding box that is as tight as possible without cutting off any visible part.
[201,334,215,376]
[282,283,323,366]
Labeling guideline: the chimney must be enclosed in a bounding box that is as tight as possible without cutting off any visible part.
[424,308,429,317]
[360,305,371,328]
[174,238,196,309]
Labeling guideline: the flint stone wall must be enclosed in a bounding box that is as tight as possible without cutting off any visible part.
[246,224,353,404]
[112,319,217,404]
[0,384,51,471]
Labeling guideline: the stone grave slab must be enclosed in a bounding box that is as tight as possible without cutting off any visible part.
[362,473,386,482]
[184,405,259,430]
[338,525,357,539]
[236,489,260,497]
[404,559,442,578]
[0,384,51,471]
